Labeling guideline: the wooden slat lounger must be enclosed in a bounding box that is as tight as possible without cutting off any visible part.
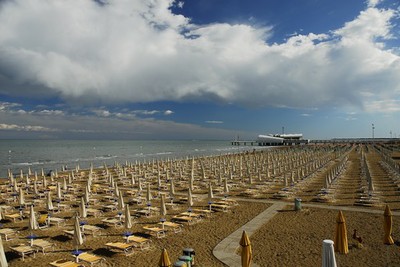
[142,226,166,238]
[10,244,36,261]
[124,235,151,250]
[105,242,135,256]
[50,259,84,267]
[75,252,105,266]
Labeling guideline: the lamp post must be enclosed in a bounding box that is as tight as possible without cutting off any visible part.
[372,123,375,139]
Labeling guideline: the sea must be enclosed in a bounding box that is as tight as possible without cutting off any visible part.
[0,140,262,179]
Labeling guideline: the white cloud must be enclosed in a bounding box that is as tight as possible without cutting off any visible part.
[0,0,399,113]
[0,123,57,132]
[164,110,174,115]
[367,0,382,8]
[365,99,400,112]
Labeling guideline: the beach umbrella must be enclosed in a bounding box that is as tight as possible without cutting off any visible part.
[18,187,25,206]
[84,185,90,204]
[131,174,135,187]
[28,205,38,243]
[63,177,68,191]
[334,210,348,254]
[56,182,62,200]
[124,204,132,229]
[146,183,152,203]
[208,182,214,202]
[33,180,38,195]
[169,179,175,197]
[73,216,84,252]
[118,190,125,210]
[240,230,252,267]
[138,178,143,191]
[114,183,119,197]
[43,176,47,188]
[0,236,8,267]
[160,194,167,217]
[322,240,337,267]
[47,191,54,211]
[68,174,72,184]
[224,178,229,194]
[158,248,172,267]
[79,197,87,218]
[0,207,3,221]
[383,205,394,245]
[188,188,194,207]
[13,182,18,193]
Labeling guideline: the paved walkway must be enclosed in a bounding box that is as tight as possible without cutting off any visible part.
[212,198,400,267]
[212,202,287,267]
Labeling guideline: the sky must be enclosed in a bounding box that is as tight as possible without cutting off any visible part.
[0,0,399,140]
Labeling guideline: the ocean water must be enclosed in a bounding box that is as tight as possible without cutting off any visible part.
[0,140,260,178]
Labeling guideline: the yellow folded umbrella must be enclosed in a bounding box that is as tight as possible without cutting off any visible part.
[240,230,252,267]
[159,248,172,267]
[383,205,394,245]
[334,210,348,254]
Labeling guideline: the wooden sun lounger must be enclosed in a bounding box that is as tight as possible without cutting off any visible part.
[158,221,183,233]
[10,244,36,261]
[101,218,123,228]
[142,226,166,238]
[50,259,84,267]
[0,228,18,241]
[124,235,151,250]
[82,225,103,237]
[30,239,54,254]
[48,217,66,226]
[86,208,103,218]
[105,242,135,256]
[4,213,22,222]
[75,252,105,266]
[172,215,195,224]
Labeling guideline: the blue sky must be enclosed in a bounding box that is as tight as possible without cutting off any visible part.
[0,0,399,140]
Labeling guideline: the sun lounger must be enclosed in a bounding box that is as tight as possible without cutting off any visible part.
[105,242,135,256]
[102,204,117,212]
[172,215,195,224]
[30,239,54,254]
[143,226,166,238]
[50,259,84,267]
[101,217,123,228]
[210,203,229,212]
[82,225,103,237]
[4,213,22,222]
[0,228,18,241]
[74,252,105,266]
[48,217,66,226]
[124,235,151,250]
[158,221,183,233]
[10,243,36,261]
[86,208,103,217]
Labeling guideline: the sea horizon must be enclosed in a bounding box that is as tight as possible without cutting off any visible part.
[0,139,266,179]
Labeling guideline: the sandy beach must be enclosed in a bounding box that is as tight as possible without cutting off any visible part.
[0,143,399,266]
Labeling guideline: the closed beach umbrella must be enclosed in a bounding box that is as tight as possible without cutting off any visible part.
[334,211,348,254]
[160,194,167,217]
[0,236,8,267]
[33,180,38,195]
[208,182,214,202]
[29,205,38,232]
[84,185,90,204]
[240,230,252,267]
[131,174,135,187]
[56,182,62,200]
[124,204,132,229]
[47,191,54,211]
[138,178,142,191]
[322,239,337,267]
[63,177,68,191]
[188,188,194,207]
[0,207,3,221]
[224,178,229,194]
[118,190,125,210]
[43,176,47,188]
[79,197,87,218]
[73,216,83,251]
[146,183,152,203]
[169,179,175,197]
[159,248,172,267]
[383,205,394,245]
[18,188,25,206]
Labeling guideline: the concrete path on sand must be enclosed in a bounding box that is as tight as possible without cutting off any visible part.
[212,202,287,267]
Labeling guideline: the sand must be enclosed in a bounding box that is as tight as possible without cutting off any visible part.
[1,143,400,266]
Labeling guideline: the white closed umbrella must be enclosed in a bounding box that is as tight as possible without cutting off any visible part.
[28,205,38,233]
[160,194,167,217]
[169,179,175,197]
[224,178,229,194]
[124,204,132,229]
[146,183,152,203]
[79,197,87,218]
[47,191,54,211]
[63,177,68,191]
[138,178,142,191]
[118,190,125,210]
[0,207,3,221]
[322,239,337,267]
[208,182,214,202]
[18,187,25,206]
[188,188,194,207]
[0,236,8,267]
[33,180,38,195]
[84,185,90,204]
[73,216,83,252]
[57,182,62,200]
